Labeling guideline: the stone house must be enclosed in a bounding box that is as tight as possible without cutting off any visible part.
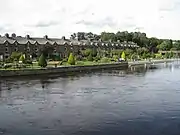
[0,33,139,60]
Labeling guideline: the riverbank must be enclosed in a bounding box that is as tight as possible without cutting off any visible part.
[0,62,128,77]
[128,59,175,66]
[0,59,175,77]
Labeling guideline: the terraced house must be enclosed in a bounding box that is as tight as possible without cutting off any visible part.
[0,33,139,60]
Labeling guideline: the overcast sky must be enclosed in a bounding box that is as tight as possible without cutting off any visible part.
[0,0,179,39]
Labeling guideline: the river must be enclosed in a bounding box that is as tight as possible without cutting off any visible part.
[0,61,180,135]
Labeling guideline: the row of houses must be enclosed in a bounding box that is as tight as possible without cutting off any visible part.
[0,33,139,60]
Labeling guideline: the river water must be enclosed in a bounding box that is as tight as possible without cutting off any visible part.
[0,62,180,135]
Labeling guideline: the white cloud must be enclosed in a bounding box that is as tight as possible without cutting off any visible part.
[0,0,180,39]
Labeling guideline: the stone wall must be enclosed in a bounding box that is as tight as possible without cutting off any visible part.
[0,62,128,77]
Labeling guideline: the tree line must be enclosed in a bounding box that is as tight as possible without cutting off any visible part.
[71,32,180,52]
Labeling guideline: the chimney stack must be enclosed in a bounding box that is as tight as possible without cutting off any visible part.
[11,33,16,38]
[4,33,9,38]
[44,35,48,39]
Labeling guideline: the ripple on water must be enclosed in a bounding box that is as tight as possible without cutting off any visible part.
[0,63,180,135]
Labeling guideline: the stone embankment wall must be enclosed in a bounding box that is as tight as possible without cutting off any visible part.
[0,62,128,77]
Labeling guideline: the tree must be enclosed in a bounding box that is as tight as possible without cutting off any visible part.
[157,40,172,51]
[38,54,47,67]
[172,41,180,50]
[81,49,92,57]
[87,53,93,61]
[19,54,25,63]
[68,53,75,65]
[10,52,21,61]
[121,51,126,60]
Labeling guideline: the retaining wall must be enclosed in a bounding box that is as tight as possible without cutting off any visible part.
[0,62,128,77]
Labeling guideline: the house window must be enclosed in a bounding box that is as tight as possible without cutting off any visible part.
[14,48,18,51]
[5,48,8,52]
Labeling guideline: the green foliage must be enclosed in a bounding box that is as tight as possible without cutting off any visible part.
[137,47,148,55]
[4,64,13,69]
[113,55,119,61]
[164,52,170,58]
[100,57,111,63]
[76,61,85,66]
[142,52,147,59]
[169,51,174,58]
[94,56,101,62]
[81,49,92,57]
[121,51,126,60]
[157,40,172,51]
[111,50,123,57]
[92,48,97,57]
[172,41,180,50]
[38,54,47,67]
[87,53,93,61]
[68,53,75,65]
[19,55,25,63]
[131,53,139,60]
[25,60,33,65]
[5,58,13,63]
[151,53,156,58]
[75,55,83,61]
[10,52,22,61]
[155,53,163,59]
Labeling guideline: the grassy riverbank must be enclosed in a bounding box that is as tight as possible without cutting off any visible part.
[0,58,176,71]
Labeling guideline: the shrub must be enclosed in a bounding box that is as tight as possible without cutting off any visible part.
[3,64,13,69]
[75,55,83,61]
[121,51,126,60]
[5,58,13,63]
[155,53,163,59]
[81,49,92,57]
[68,53,75,65]
[25,60,33,65]
[19,55,25,63]
[38,54,47,67]
[10,52,22,61]
[62,58,68,62]
[92,49,97,57]
[113,55,119,61]
[87,53,93,61]
[100,57,111,63]
[76,61,84,65]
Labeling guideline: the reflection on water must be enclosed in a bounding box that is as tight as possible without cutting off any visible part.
[0,62,180,135]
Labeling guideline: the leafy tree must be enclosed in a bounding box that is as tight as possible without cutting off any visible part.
[87,53,93,61]
[81,49,92,57]
[92,48,97,57]
[68,53,75,65]
[157,40,172,51]
[19,54,25,63]
[10,52,21,61]
[172,41,180,50]
[38,54,47,67]
[169,51,174,58]
[142,52,147,59]
[40,45,54,58]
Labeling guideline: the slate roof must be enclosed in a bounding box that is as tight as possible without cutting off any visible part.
[0,34,139,48]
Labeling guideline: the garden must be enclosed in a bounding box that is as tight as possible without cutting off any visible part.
[0,47,176,70]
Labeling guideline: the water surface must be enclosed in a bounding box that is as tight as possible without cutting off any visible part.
[0,62,180,135]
